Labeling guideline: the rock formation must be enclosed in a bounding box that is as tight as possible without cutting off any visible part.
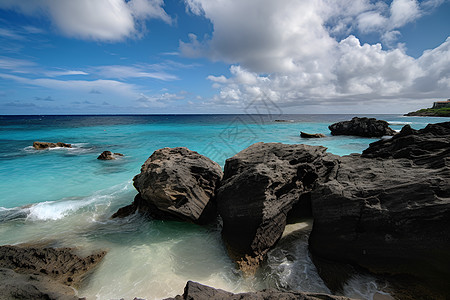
[112,147,223,224]
[33,141,72,149]
[165,281,354,300]
[0,245,106,300]
[309,121,450,297]
[328,117,395,137]
[300,132,326,138]
[216,142,339,271]
[97,151,124,160]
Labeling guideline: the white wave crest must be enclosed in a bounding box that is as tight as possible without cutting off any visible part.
[24,181,132,221]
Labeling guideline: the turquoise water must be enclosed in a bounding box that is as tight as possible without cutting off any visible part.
[0,114,442,299]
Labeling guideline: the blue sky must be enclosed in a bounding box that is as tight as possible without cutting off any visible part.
[0,0,449,114]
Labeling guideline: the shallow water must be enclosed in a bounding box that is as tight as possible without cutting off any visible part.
[0,114,443,299]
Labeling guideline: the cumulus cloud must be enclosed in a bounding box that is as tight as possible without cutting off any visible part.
[181,0,449,111]
[0,0,172,41]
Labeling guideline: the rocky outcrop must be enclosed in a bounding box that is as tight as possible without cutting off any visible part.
[300,132,326,138]
[0,245,106,300]
[309,122,450,298]
[328,117,395,137]
[166,281,354,300]
[97,151,124,160]
[33,141,72,149]
[112,147,223,224]
[362,122,450,166]
[0,268,81,300]
[216,143,339,271]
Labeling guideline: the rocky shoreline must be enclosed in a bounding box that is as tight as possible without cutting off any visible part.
[113,119,449,299]
[4,118,449,299]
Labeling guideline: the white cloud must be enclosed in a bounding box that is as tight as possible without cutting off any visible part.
[181,0,449,111]
[390,0,420,28]
[0,0,172,41]
[93,65,178,81]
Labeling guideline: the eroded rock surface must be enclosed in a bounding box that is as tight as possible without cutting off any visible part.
[309,122,450,297]
[216,142,339,270]
[328,117,395,137]
[0,245,106,300]
[113,147,223,224]
[165,281,354,300]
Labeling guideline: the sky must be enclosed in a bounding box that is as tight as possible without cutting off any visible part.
[0,0,449,115]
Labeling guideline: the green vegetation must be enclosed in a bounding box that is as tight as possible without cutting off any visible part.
[406,107,450,117]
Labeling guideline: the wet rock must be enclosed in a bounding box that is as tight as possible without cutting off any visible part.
[216,142,339,271]
[309,122,450,298]
[300,132,326,138]
[97,151,124,160]
[328,117,395,137]
[165,281,354,300]
[112,147,223,224]
[33,141,72,149]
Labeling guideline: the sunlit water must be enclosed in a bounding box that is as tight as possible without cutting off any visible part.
[0,114,441,299]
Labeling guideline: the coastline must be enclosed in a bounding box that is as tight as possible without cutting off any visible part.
[0,115,448,299]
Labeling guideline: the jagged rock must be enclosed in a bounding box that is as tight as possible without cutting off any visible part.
[216,142,339,271]
[300,132,326,138]
[112,147,223,224]
[328,117,395,137]
[362,122,450,166]
[97,151,124,160]
[165,281,354,300]
[0,245,106,300]
[0,268,81,300]
[0,245,106,286]
[309,122,450,298]
[33,141,72,149]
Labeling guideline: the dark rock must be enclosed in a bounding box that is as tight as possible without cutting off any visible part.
[309,122,450,298]
[0,245,105,300]
[113,147,223,224]
[33,141,72,149]
[362,122,450,166]
[300,132,326,138]
[0,268,81,300]
[328,117,395,137]
[165,281,354,300]
[97,151,124,160]
[216,142,339,271]
[0,245,106,286]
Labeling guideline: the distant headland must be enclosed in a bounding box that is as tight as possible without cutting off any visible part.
[405,99,450,117]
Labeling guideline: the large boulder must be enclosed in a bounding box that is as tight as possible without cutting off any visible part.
[300,132,326,138]
[216,143,339,271]
[329,117,395,137]
[166,281,354,300]
[33,141,72,149]
[309,122,450,298]
[113,147,223,224]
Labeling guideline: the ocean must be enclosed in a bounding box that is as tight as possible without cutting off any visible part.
[0,114,442,299]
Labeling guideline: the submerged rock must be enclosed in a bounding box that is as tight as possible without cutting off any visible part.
[97,151,124,160]
[113,147,223,224]
[216,142,339,271]
[300,132,326,138]
[165,281,354,300]
[0,245,106,300]
[309,122,450,298]
[33,141,72,149]
[328,117,395,137]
